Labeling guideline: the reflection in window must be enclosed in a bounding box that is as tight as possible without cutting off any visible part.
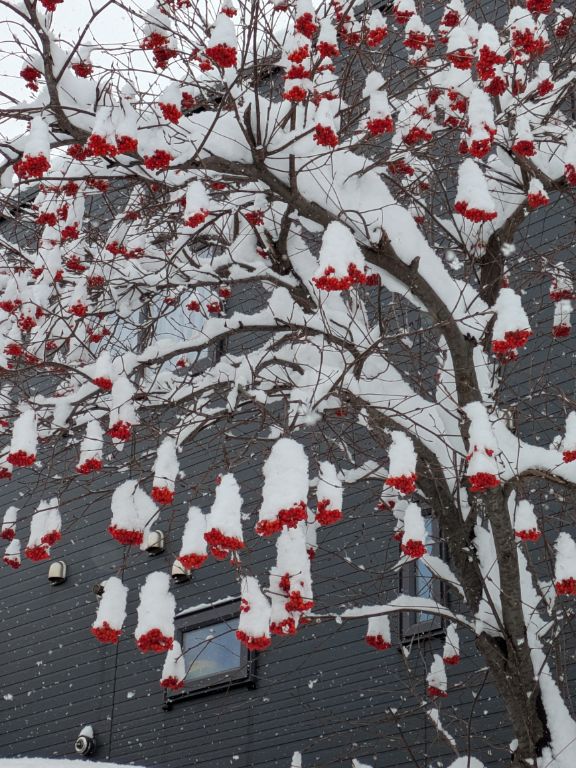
[182,617,242,683]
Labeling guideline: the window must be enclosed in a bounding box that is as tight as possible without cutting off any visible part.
[400,514,444,638]
[182,616,241,682]
[164,598,255,707]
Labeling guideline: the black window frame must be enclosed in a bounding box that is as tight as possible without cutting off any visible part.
[400,512,445,640]
[163,598,256,708]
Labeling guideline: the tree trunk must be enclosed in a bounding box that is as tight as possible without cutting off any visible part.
[477,633,550,765]
[464,488,551,764]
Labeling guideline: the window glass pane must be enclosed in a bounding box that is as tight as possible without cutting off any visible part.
[414,517,435,623]
[182,617,242,683]
[414,557,434,623]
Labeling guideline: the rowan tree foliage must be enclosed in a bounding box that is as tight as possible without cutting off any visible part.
[0,0,575,766]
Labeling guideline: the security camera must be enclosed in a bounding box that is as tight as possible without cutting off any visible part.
[74,725,95,756]
[48,560,67,585]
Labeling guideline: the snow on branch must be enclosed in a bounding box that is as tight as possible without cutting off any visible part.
[341,597,474,631]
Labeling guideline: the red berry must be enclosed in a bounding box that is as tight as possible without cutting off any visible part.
[205,43,237,68]
[39,0,64,10]
[108,525,143,546]
[295,12,318,39]
[401,539,427,559]
[107,421,132,441]
[144,150,173,171]
[366,27,387,47]
[366,116,394,136]
[235,630,271,651]
[116,135,139,154]
[159,102,182,123]
[151,486,175,505]
[14,154,50,180]
[178,553,208,570]
[137,628,174,653]
[20,65,42,91]
[86,134,118,158]
[555,578,576,596]
[72,62,93,77]
[76,458,103,474]
[316,499,342,526]
[91,622,122,643]
[366,635,391,650]
[25,544,50,561]
[468,472,500,492]
[313,124,339,147]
